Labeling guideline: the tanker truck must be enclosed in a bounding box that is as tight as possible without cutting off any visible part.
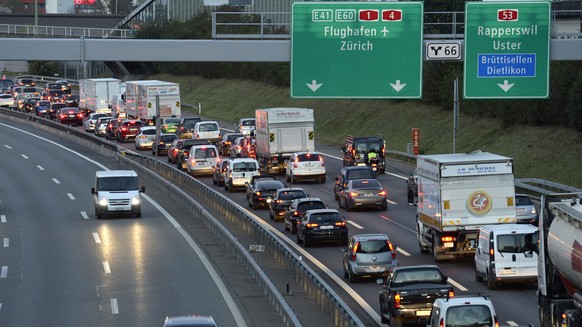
[538,192,582,327]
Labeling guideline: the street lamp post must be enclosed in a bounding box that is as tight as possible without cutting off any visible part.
[34,0,38,36]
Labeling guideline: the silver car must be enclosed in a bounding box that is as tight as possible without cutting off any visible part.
[163,315,217,327]
[515,194,538,225]
[134,126,157,150]
[342,233,398,283]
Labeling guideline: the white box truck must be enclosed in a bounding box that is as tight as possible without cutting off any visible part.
[254,108,315,174]
[415,151,517,262]
[79,78,123,114]
[124,80,181,124]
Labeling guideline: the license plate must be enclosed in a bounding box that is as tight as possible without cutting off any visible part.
[516,208,525,213]
[366,266,385,273]
[364,193,374,197]
[499,269,515,275]
[68,114,75,117]
[320,225,334,230]
[443,242,454,248]
[416,310,431,316]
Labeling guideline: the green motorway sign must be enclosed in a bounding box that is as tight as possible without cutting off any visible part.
[464,1,551,99]
[291,2,423,99]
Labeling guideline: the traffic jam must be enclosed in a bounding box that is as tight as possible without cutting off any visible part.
[1,75,570,327]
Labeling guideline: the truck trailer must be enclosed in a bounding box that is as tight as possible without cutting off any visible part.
[254,108,315,174]
[124,80,181,124]
[79,78,123,114]
[538,192,582,327]
[415,151,517,262]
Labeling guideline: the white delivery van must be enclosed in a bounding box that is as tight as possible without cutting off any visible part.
[193,121,221,144]
[474,223,538,289]
[91,170,145,219]
[224,158,260,192]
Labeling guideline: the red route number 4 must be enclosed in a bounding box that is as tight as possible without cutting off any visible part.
[359,10,402,22]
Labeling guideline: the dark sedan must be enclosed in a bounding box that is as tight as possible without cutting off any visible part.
[296,209,348,247]
[58,107,84,126]
[268,187,308,222]
[152,133,178,156]
[246,180,285,210]
[338,179,387,211]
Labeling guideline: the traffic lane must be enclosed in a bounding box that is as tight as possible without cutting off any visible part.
[0,121,243,326]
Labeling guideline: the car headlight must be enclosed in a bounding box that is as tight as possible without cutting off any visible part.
[131,196,141,206]
[98,197,108,206]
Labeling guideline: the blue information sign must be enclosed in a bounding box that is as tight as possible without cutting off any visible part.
[477,54,536,78]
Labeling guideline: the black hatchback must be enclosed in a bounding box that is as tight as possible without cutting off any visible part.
[296,209,348,247]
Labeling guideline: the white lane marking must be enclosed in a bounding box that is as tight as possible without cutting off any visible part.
[347,220,364,229]
[0,303,2,311]
[4,145,12,149]
[319,188,334,196]
[318,152,409,180]
[52,178,61,184]
[103,262,111,274]
[142,193,248,327]
[36,165,45,171]
[1,266,7,278]
[506,321,518,326]
[110,298,119,314]
[1,215,5,223]
[80,211,89,220]
[448,278,468,291]
[21,154,28,159]
[92,232,102,244]
[378,214,416,233]
[397,247,411,256]
[3,238,8,248]
[387,199,397,205]
[67,193,76,200]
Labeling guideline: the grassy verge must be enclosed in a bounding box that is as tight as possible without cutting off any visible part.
[151,74,581,188]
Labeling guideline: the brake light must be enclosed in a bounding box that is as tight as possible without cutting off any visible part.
[494,315,499,327]
[293,211,299,217]
[439,318,444,327]
[255,191,261,196]
[388,241,396,259]
[448,290,455,298]
[378,190,386,196]
[121,127,128,131]
[276,200,283,204]
[394,293,401,308]
[441,236,455,242]
[320,157,325,166]
[306,223,318,228]
[350,192,358,197]
[335,221,346,227]
[351,242,359,260]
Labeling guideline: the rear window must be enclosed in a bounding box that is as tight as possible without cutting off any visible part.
[160,134,177,142]
[257,181,284,190]
[356,240,391,254]
[141,129,156,135]
[233,162,257,172]
[226,134,243,142]
[278,190,307,200]
[297,153,321,161]
[297,201,326,212]
[445,305,492,327]
[51,103,66,109]
[198,123,218,132]
[242,119,255,126]
[182,118,201,128]
[394,268,444,283]
[194,147,217,159]
[351,179,381,188]
[309,212,342,223]
[347,169,375,180]
[164,118,180,124]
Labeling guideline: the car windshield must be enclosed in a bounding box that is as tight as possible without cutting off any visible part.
[278,190,307,200]
[297,153,321,161]
[445,305,492,327]
[242,119,255,126]
[97,177,138,191]
[233,162,257,172]
[393,268,444,284]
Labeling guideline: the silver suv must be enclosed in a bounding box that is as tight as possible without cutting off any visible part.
[342,233,398,283]
[427,294,498,327]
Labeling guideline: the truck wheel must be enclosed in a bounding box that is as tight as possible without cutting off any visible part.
[296,233,303,244]
[95,208,103,219]
[252,199,259,210]
[475,269,483,282]
[380,303,389,324]
[135,210,141,218]
[319,175,326,184]
[348,268,357,284]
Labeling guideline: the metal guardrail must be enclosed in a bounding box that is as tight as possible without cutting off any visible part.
[0,23,135,39]
[0,107,365,327]
[12,75,79,88]
[212,10,582,40]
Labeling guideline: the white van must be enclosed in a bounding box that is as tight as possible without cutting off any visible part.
[111,93,126,118]
[91,170,145,219]
[474,223,538,289]
[193,121,221,144]
[224,158,260,192]
[186,144,219,176]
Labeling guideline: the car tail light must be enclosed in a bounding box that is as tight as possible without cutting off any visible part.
[439,318,444,327]
[255,191,261,196]
[276,199,283,204]
[139,135,147,139]
[320,157,325,166]
[448,291,455,298]
[335,221,346,227]
[293,211,299,217]
[394,293,401,308]
[350,192,358,197]
[441,236,455,242]
[494,315,499,327]
[305,223,318,228]
[351,242,359,261]
[388,241,396,259]
[121,127,128,131]
[378,190,386,196]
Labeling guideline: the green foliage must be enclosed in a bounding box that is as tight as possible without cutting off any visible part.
[567,72,582,132]
[28,61,58,77]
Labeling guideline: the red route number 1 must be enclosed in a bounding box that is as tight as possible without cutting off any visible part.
[359,10,379,21]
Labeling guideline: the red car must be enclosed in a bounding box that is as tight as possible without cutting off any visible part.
[116,119,144,143]
[58,107,84,126]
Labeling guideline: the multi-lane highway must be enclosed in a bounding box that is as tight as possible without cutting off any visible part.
[0,112,541,326]
[0,117,286,327]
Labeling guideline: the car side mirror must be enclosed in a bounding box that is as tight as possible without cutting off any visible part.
[140,186,146,193]
[91,187,96,194]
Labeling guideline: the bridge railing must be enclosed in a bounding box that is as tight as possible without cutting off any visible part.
[212,10,582,40]
[0,23,135,39]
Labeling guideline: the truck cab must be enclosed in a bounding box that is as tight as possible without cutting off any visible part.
[91,170,145,219]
